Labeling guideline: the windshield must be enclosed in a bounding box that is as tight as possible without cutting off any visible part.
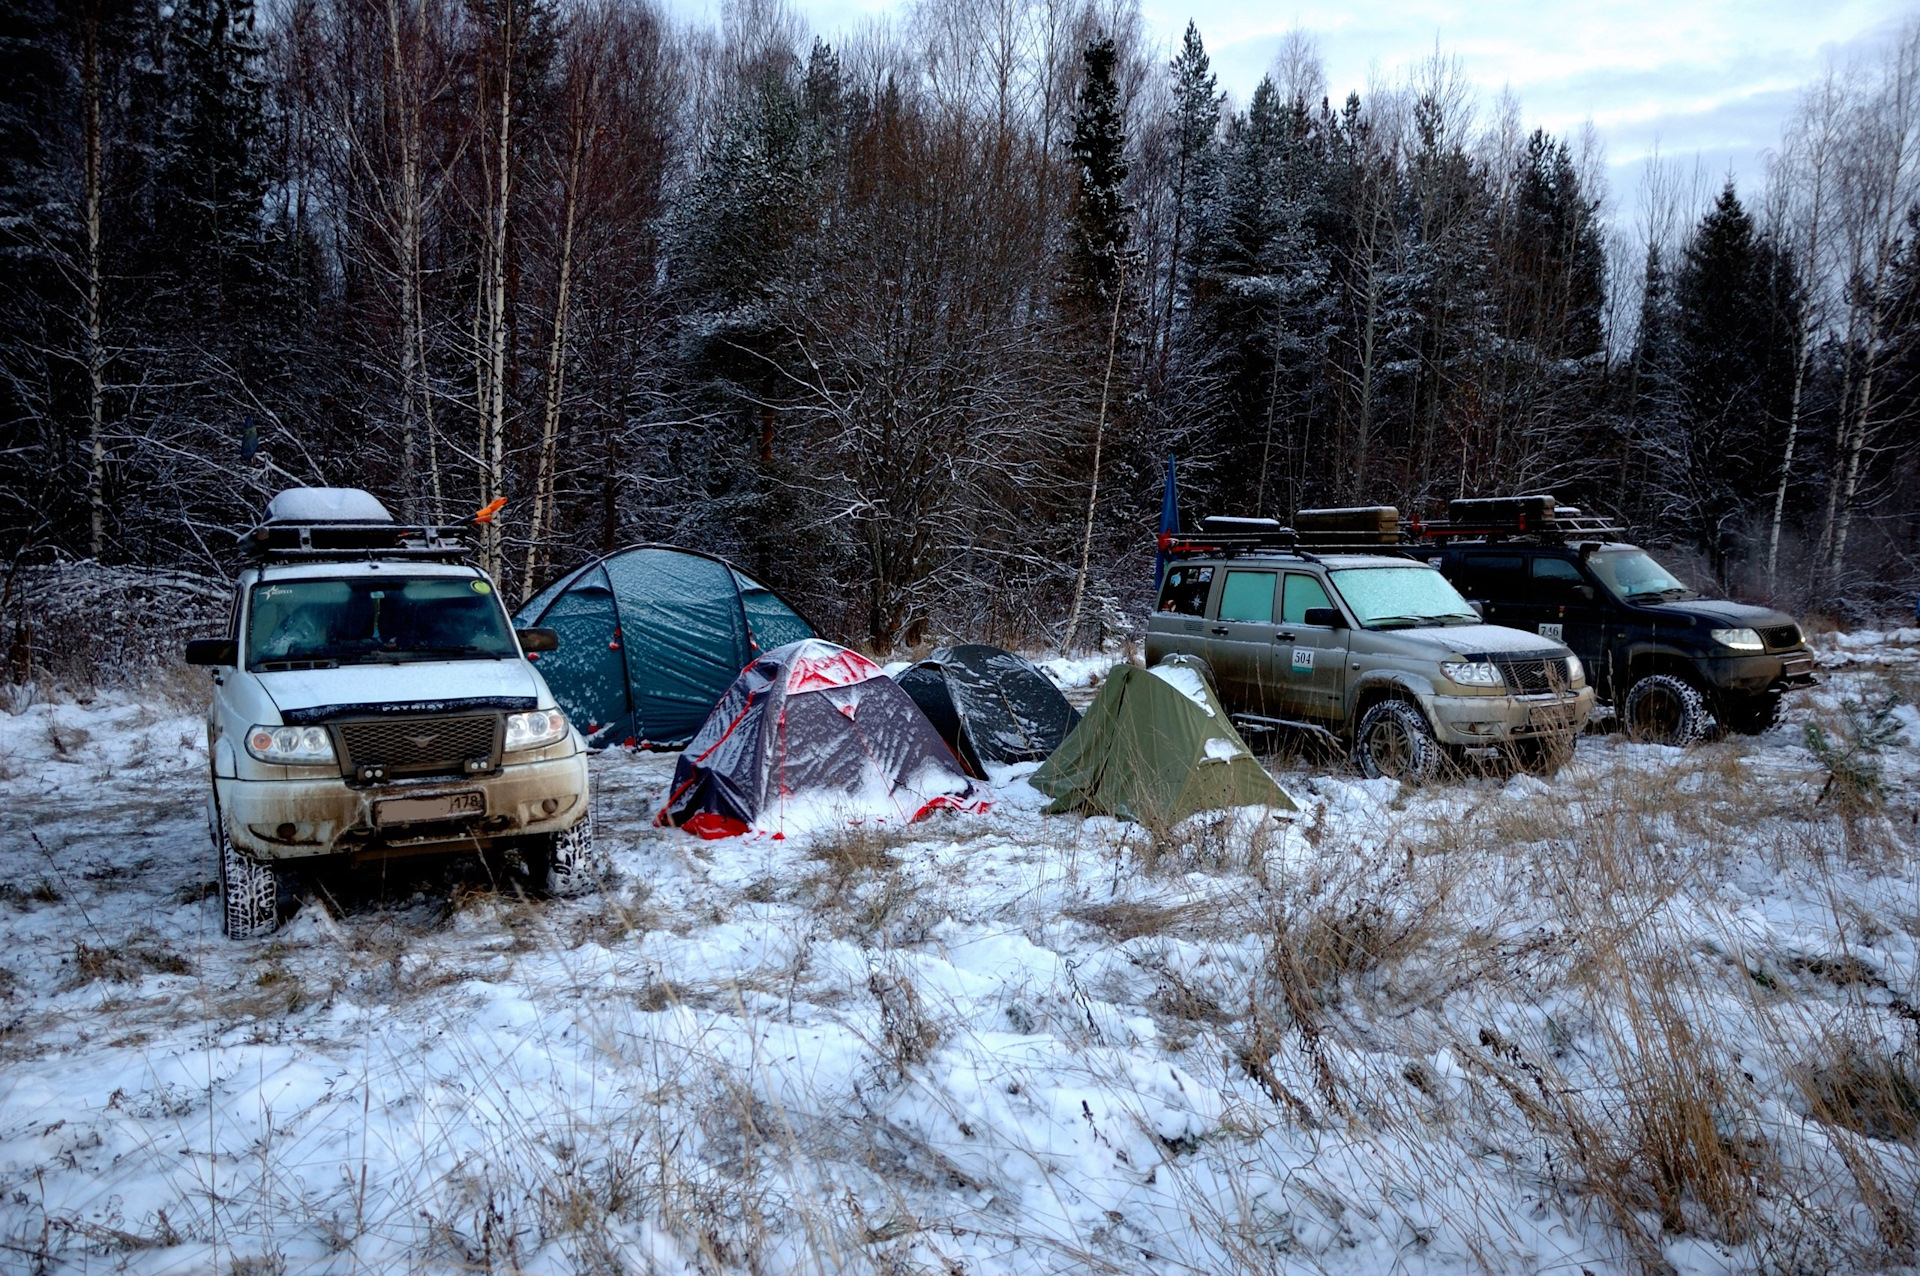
[1327,566,1479,629]
[247,576,518,669]
[1587,549,1694,602]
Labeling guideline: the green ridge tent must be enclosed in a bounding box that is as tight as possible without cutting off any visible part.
[515,546,814,749]
[1029,663,1295,824]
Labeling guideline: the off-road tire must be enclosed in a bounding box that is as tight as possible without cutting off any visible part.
[540,812,606,897]
[1513,732,1575,777]
[1622,673,1715,746]
[218,823,282,940]
[1718,692,1782,735]
[1353,699,1450,783]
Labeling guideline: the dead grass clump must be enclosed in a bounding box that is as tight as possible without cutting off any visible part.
[1135,807,1290,877]
[1067,899,1204,942]
[66,939,193,986]
[868,967,942,1077]
[45,717,89,758]
[0,878,61,908]
[808,822,909,880]
[1797,1041,1920,1142]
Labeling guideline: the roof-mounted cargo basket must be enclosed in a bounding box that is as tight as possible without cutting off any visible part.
[241,486,475,564]
[1415,494,1624,543]
[240,520,473,564]
[1159,516,1297,559]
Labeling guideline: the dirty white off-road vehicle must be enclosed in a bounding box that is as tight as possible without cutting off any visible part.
[186,489,602,938]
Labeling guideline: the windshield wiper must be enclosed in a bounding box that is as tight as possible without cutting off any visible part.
[1363,616,1438,629]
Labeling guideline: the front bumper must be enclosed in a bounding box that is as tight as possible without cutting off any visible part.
[1696,650,1818,695]
[1422,686,1595,747]
[219,750,590,861]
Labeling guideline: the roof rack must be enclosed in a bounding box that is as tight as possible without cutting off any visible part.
[1160,510,1415,560]
[240,521,473,565]
[1412,495,1625,544]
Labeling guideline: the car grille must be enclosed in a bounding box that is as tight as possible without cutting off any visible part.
[337,715,498,778]
[1491,653,1573,695]
[1760,624,1802,649]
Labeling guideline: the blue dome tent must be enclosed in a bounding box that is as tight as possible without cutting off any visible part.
[515,546,815,749]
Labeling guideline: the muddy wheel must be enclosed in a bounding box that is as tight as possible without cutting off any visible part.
[541,812,606,897]
[1353,699,1449,783]
[1718,692,1781,735]
[1622,673,1715,746]
[217,820,282,940]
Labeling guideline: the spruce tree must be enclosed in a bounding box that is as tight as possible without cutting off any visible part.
[153,0,269,320]
[1670,183,1801,574]
[1065,36,1127,317]
[1159,22,1218,365]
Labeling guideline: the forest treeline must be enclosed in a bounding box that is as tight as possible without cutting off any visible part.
[2,0,1917,647]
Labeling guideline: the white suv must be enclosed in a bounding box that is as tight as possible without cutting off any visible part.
[186,489,599,937]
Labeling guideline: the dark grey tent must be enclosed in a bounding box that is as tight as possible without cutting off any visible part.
[515,546,814,749]
[893,644,1082,777]
[659,640,985,838]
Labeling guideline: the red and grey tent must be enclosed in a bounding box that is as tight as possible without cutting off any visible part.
[658,639,988,838]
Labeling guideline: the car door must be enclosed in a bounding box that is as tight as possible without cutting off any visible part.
[1273,572,1349,722]
[1208,568,1279,714]
[1528,554,1606,676]
[1455,552,1531,629]
[1150,564,1216,665]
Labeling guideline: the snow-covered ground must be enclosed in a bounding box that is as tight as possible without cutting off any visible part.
[1,635,1916,1274]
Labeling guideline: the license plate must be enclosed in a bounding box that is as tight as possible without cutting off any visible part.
[1526,705,1575,731]
[377,792,484,826]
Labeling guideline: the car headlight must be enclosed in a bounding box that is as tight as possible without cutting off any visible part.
[1441,661,1503,687]
[1711,627,1764,652]
[245,724,335,765]
[505,708,569,752]
[1566,652,1585,686]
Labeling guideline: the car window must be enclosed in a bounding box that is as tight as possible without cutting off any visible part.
[1218,571,1277,624]
[247,576,519,668]
[1457,553,1525,600]
[1587,549,1694,602]
[1326,567,1479,629]
[1532,557,1583,582]
[1158,565,1214,616]
[1281,573,1333,624]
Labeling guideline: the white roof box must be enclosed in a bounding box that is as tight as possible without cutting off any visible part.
[265,487,393,524]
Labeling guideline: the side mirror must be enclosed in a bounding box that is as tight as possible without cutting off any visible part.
[516,627,560,654]
[1301,607,1345,629]
[1468,600,1485,620]
[1575,584,1597,603]
[185,638,237,666]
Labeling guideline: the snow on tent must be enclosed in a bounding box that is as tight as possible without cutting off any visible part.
[1028,661,1295,825]
[893,644,1082,776]
[658,639,988,838]
[515,546,814,749]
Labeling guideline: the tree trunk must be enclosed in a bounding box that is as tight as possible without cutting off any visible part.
[479,4,515,578]
[521,75,591,603]
[1062,263,1126,652]
[83,11,106,559]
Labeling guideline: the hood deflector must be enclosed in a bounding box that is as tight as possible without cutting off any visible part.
[279,696,536,726]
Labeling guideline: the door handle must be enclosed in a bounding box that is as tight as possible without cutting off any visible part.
[1209,625,1230,636]
[1274,632,1295,642]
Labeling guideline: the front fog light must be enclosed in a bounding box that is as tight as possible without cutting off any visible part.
[245,724,335,765]
[1711,627,1764,652]
[1441,660,1503,687]
[505,708,568,751]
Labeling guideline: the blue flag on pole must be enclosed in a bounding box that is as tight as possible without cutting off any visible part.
[1154,455,1180,592]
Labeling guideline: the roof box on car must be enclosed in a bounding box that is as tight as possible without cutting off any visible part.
[1295,506,1400,545]
[265,488,394,524]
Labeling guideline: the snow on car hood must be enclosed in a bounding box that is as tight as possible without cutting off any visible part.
[1635,597,1794,628]
[258,659,545,724]
[1385,623,1565,658]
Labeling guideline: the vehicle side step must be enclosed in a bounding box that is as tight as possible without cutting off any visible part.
[1231,714,1342,747]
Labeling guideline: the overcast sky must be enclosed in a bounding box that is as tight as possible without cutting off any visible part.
[672,0,1914,216]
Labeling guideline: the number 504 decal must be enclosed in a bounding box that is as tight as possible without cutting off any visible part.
[1538,623,1564,642]
[1291,647,1315,672]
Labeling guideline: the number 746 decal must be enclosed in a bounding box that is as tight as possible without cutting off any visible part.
[1538,623,1564,642]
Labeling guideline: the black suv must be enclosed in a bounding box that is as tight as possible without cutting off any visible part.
[1421,497,1816,744]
